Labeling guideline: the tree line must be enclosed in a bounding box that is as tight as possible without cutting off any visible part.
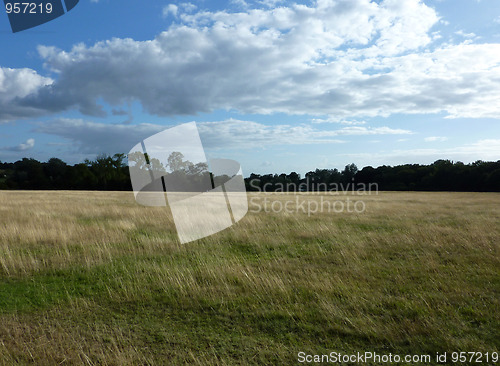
[0,154,131,191]
[246,161,500,192]
[0,156,499,192]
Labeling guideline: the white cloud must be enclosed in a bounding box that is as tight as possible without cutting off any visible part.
[0,67,53,123]
[179,3,197,13]
[329,126,412,136]
[340,139,500,166]
[198,120,411,148]
[163,4,178,18]
[424,136,448,142]
[455,30,476,38]
[1,0,500,122]
[0,68,52,99]
[34,118,412,155]
[462,139,500,156]
[3,138,35,151]
[198,120,345,148]
[255,0,285,8]
[311,118,367,125]
[18,138,35,150]
[230,0,249,9]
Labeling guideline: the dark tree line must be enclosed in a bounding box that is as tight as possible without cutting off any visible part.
[0,154,131,191]
[0,156,499,192]
[246,160,500,192]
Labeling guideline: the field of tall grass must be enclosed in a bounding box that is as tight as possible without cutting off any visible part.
[0,191,498,365]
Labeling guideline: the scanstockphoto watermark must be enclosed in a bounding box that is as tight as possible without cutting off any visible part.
[248,179,378,216]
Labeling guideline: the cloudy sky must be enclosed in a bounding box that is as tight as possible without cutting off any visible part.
[1,0,499,175]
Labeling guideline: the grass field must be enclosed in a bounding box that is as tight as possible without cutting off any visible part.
[0,191,498,365]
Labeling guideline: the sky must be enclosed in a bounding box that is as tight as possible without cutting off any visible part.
[0,0,499,175]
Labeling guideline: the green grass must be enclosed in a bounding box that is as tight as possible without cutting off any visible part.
[0,191,498,365]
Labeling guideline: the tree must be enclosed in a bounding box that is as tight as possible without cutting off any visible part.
[44,158,68,189]
[341,163,358,184]
[167,152,191,171]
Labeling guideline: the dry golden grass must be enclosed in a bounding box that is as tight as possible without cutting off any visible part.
[0,191,178,275]
[0,191,498,365]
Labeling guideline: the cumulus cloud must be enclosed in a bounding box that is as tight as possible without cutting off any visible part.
[1,0,500,122]
[163,4,178,17]
[0,67,53,123]
[179,3,197,12]
[3,138,35,151]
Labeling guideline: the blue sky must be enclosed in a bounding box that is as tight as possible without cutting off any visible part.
[1,0,499,175]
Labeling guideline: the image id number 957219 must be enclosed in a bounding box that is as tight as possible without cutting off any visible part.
[5,2,53,14]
